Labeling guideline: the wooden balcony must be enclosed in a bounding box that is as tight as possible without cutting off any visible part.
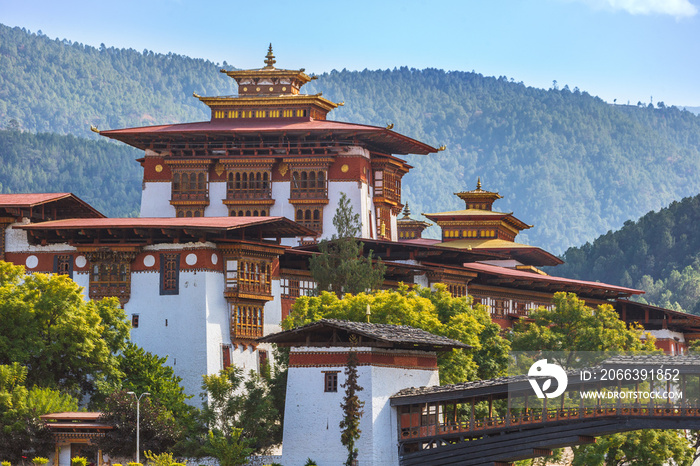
[290,187,328,200]
[171,191,209,202]
[227,188,272,200]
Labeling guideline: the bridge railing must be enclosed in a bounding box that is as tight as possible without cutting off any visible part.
[399,403,700,440]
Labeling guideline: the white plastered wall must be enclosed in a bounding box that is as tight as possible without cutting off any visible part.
[205,182,229,217]
[141,182,176,217]
[127,263,226,399]
[281,346,439,466]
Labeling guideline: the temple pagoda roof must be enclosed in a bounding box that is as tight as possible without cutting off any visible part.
[436,238,563,266]
[463,262,640,299]
[423,209,532,232]
[397,203,431,228]
[99,119,438,155]
[18,216,314,246]
[0,193,105,221]
[455,178,503,205]
[259,318,470,351]
[219,44,316,96]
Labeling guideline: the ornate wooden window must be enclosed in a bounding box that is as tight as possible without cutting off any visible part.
[171,171,208,201]
[324,371,339,392]
[446,282,467,298]
[222,344,232,369]
[160,253,180,295]
[131,314,139,328]
[230,209,267,217]
[225,259,271,295]
[258,349,269,374]
[291,170,327,199]
[86,250,137,305]
[53,255,73,278]
[176,208,204,217]
[230,302,264,339]
[226,170,271,200]
[295,207,323,234]
[280,276,317,298]
[373,169,402,204]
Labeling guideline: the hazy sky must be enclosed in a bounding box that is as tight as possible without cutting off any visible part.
[2,0,699,106]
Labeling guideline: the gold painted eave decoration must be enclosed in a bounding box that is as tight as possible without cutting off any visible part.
[196,94,339,111]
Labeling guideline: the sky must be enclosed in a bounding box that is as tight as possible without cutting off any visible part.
[1,0,699,106]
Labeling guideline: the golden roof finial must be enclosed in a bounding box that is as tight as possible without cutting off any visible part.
[476,177,482,190]
[90,124,99,134]
[402,203,411,218]
[264,43,276,69]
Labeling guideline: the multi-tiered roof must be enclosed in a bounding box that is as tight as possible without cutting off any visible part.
[424,179,561,266]
[98,45,437,157]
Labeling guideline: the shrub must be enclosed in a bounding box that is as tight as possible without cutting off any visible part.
[33,459,49,466]
[2,461,11,466]
[72,458,87,466]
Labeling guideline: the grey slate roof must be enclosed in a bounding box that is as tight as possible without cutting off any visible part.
[391,354,700,404]
[258,318,470,351]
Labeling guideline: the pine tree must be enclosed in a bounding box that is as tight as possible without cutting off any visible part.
[309,192,385,296]
[339,346,364,466]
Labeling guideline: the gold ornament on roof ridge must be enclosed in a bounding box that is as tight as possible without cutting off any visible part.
[264,44,276,69]
[477,177,482,190]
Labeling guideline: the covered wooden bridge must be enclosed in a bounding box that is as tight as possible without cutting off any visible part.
[391,355,700,466]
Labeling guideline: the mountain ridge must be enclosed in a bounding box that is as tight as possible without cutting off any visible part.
[2,23,700,254]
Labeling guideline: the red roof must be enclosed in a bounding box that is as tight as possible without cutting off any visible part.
[40,412,102,421]
[100,119,437,155]
[18,216,316,245]
[0,193,74,207]
[0,193,105,219]
[19,216,297,230]
[463,262,643,297]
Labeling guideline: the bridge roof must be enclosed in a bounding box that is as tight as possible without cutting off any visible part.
[259,318,470,352]
[391,354,700,405]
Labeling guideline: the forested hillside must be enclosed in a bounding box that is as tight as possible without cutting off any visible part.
[0,129,141,217]
[553,194,700,314]
[2,24,700,253]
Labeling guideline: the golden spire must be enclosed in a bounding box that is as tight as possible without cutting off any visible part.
[476,177,482,190]
[264,43,276,69]
[402,203,411,218]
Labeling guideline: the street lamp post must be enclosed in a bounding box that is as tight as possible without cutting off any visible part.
[127,391,150,464]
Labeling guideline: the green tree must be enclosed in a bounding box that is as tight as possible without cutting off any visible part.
[95,390,182,458]
[0,363,54,462]
[339,349,364,466]
[283,284,510,384]
[197,366,281,457]
[309,192,385,296]
[571,430,694,466]
[94,342,192,419]
[0,261,130,397]
[511,292,692,465]
[510,292,657,358]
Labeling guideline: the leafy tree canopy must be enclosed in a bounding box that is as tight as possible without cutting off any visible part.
[95,390,183,458]
[0,261,130,397]
[510,293,692,465]
[0,363,70,462]
[283,284,510,384]
[94,342,192,419]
